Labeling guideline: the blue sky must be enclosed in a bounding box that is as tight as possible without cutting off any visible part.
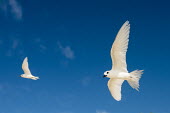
[0,0,170,113]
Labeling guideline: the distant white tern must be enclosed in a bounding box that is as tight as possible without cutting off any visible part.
[103,21,143,101]
[20,57,39,80]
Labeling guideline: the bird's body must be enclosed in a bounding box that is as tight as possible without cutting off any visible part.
[21,74,39,80]
[107,71,130,80]
[103,21,143,101]
[20,57,39,80]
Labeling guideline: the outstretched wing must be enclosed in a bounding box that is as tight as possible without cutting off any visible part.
[22,57,31,75]
[111,21,130,72]
[107,78,124,101]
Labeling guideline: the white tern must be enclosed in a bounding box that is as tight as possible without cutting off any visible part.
[20,57,39,80]
[103,21,143,101]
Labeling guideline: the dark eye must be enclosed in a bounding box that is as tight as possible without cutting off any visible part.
[107,72,109,74]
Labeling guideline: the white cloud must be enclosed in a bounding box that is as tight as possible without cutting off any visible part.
[12,39,19,49]
[9,0,22,20]
[39,44,47,51]
[96,110,109,113]
[6,39,23,57]
[81,76,91,87]
[0,0,22,20]
[0,83,31,96]
[55,94,76,108]
[34,38,47,53]
[57,42,75,59]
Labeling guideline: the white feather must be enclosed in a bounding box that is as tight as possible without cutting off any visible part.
[104,21,143,101]
[111,21,130,72]
[108,79,124,101]
[22,57,31,75]
[21,57,39,80]
[105,21,143,101]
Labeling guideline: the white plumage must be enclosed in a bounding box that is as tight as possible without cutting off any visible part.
[20,57,39,80]
[104,21,143,101]
[107,79,124,101]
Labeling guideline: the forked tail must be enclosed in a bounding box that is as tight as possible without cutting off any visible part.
[127,70,144,91]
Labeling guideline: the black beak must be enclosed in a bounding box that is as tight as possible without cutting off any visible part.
[103,75,107,78]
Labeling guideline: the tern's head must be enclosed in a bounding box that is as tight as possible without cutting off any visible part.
[103,71,110,78]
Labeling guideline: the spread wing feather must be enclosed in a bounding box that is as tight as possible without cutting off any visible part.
[22,57,31,75]
[111,21,130,72]
[108,79,124,101]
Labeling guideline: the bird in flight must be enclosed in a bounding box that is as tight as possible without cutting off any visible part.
[20,57,39,80]
[103,21,143,101]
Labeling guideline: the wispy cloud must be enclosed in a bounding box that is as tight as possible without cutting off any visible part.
[56,94,76,108]
[96,110,109,113]
[57,42,75,60]
[39,44,47,51]
[6,38,23,57]
[0,83,32,96]
[34,38,47,53]
[12,39,19,49]
[81,76,91,87]
[0,0,22,20]
[9,0,22,20]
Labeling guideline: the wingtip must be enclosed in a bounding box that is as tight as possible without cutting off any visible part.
[122,21,130,29]
[113,95,121,101]
[23,57,28,63]
[125,20,130,25]
[125,20,129,23]
[115,98,121,101]
[25,57,28,60]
